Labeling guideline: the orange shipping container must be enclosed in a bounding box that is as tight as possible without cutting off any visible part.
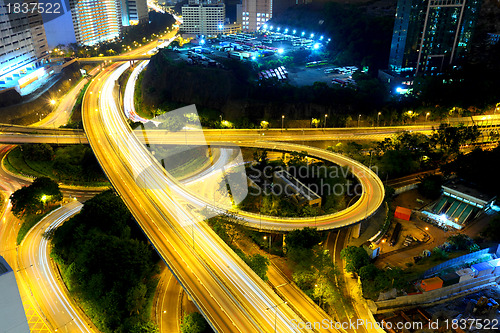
[421,277,443,291]
[394,206,412,221]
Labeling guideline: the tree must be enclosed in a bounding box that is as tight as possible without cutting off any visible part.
[340,246,370,274]
[10,177,62,217]
[244,254,270,281]
[181,313,209,333]
[447,234,475,251]
[50,190,159,333]
[21,143,54,161]
[417,174,443,200]
[286,227,321,250]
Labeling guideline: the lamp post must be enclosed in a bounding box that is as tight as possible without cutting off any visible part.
[266,301,287,333]
[377,112,381,127]
[426,112,430,122]
[324,114,327,129]
[263,235,271,256]
[358,114,361,127]
[281,115,285,133]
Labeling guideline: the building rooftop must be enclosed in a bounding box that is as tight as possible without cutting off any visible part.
[443,180,496,203]
[0,256,30,333]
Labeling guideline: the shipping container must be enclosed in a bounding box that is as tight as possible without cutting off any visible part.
[441,272,460,287]
[456,268,474,282]
[394,206,412,221]
[471,262,494,277]
[421,277,443,291]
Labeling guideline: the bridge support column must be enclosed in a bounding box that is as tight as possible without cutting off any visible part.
[352,222,361,239]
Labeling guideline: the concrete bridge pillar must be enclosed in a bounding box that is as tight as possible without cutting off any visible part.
[352,222,361,239]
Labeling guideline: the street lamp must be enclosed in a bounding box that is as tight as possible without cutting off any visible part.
[50,99,56,105]
[281,115,285,132]
[263,235,271,255]
[377,112,381,127]
[426,112,430,122]
[358,114,361,127]
[266,301,287,333]
[324,114,327,129]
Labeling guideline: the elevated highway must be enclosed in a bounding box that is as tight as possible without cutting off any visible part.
[82,62,318,333]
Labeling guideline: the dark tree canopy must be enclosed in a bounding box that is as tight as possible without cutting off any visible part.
[340,246,370,274]
[286,227,322,250]
[51,190,159,333]
[10,177,62,217]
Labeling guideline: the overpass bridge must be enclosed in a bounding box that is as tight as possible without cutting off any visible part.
[76,55,152,63]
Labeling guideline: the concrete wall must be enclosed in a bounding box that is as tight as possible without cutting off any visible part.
[422,245,499,279]
[394,183,418,195]
[370,274,500,314]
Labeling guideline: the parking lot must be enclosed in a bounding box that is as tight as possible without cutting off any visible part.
[172,31,361,87]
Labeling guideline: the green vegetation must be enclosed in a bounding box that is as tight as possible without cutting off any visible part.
[180,312,210,333]
[9,177,62,244]
[207,213,270,281]
[285,228,341,314]
[417,174,443,200]
[17,207,58,245]
[63,80,90,129]
[5,144,108,186]
[239,149,354,217]
[141,145,212,180]
[10,177,62,217]
[330,125,481,180]
[350,234,482,299]
[359,265,407,300]
[52,12,175,58]
[50,190,160,333]
[140,49,391,128]
[340,246,370,274]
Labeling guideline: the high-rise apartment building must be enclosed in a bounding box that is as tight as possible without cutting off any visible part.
[120,0,149,27]
[241,0,272,32]
[388,0,481,76]
[180,0,228,36]
[0,0,49,90]
[69,0,122,46]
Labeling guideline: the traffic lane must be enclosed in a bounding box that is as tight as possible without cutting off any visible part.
[155,264,183,333]
[19,202,97,333]
[83,68,268,333]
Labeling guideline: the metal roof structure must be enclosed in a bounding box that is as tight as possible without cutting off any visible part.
[0,256,30,333]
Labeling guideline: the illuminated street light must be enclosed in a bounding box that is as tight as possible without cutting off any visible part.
[358,114,361,127]
[324,114,328,129]
[301,31,305,36]
[277,48,284,54]
[292,29,296,34]
[281,115,285,132]
[266,301,287,333]
[50,99,56,105]
[426,112,430,121]
[377,112,381,127]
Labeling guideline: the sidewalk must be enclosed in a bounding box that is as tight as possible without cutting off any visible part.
[344,209,388,333]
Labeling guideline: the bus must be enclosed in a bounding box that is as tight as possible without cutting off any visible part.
[306,60,328,68]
